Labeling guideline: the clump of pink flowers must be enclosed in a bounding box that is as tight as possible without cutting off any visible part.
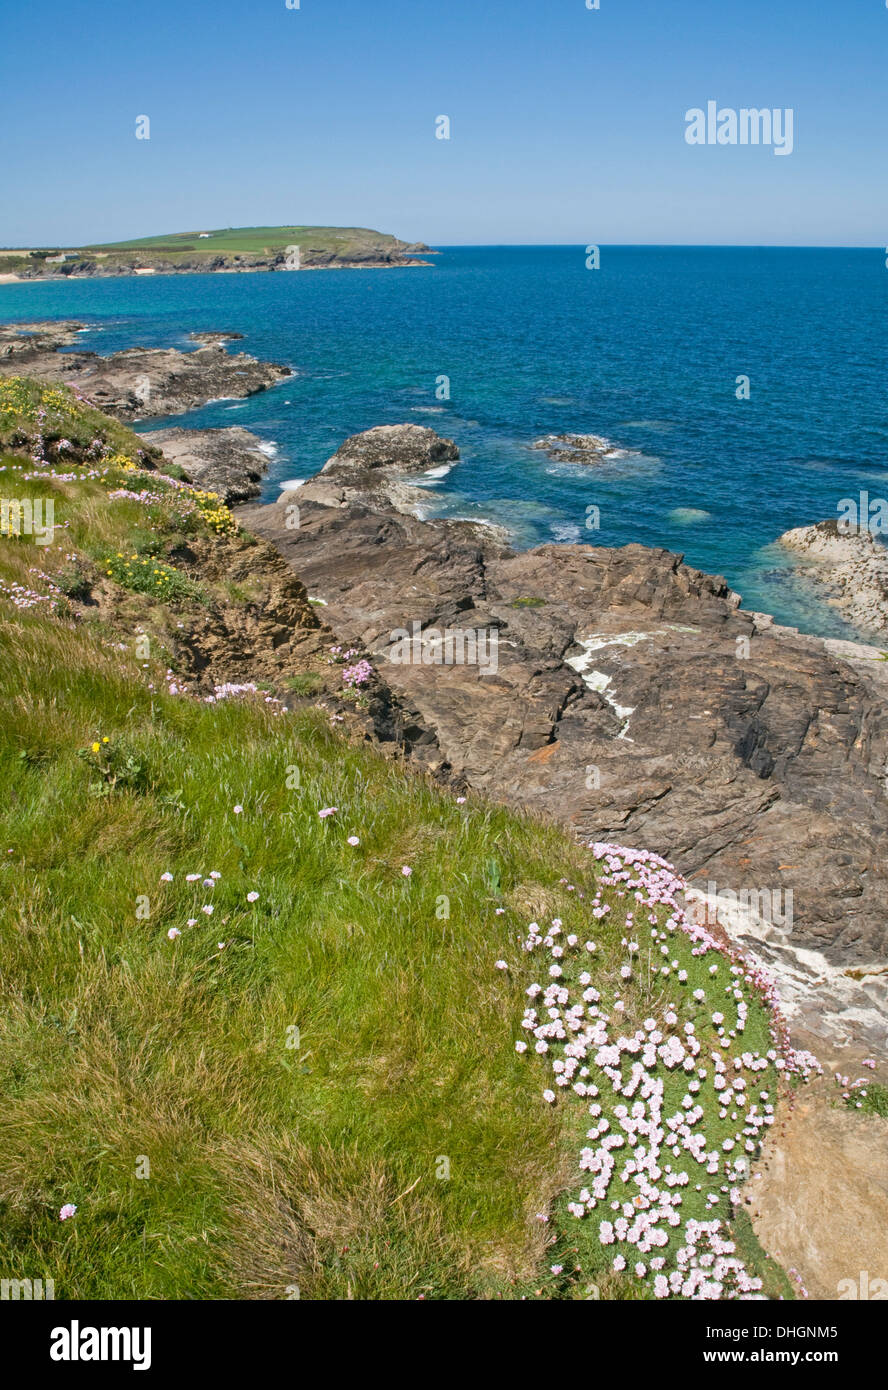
[342,659,372,688]
[500,840,821,1301]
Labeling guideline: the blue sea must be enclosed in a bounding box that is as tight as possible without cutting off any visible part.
[2,246,886,639]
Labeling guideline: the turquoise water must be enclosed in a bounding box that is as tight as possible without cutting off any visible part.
[2,246,886,638]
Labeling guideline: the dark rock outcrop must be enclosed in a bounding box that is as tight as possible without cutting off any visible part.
[531,433,615,465]
[297,423,464,516]
[239,426,888,1051]
[139,426,272,503]
[0,322,291,420]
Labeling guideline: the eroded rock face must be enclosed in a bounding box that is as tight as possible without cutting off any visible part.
[779,520,888,642]
[139,426,272,504]
[0,323,291,420]
[239,438,888,1051]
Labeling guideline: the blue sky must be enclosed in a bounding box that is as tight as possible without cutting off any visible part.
[3,0,886,246]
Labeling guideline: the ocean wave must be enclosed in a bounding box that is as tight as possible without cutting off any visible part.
[550,522,581,542]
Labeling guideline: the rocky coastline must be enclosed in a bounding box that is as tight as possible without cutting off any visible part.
[0,322,291,421]
[239,423,888,1058]
[4,317,886,1056]
[0,232,434,281]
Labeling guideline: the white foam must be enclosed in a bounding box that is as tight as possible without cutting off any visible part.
[278,478,305,490]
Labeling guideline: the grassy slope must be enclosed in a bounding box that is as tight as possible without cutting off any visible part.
[0,378,796,1300]
[89,226,402,252]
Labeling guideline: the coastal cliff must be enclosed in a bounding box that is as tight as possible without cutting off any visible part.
[2,347,886,1302]
[241,425,888,1059]
[3,312,885,1058]
[0,225,434,281]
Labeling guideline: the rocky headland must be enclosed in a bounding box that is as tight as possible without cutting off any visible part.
[779,519,888,643]
[238,424,888,1057]
[1,226,434,280]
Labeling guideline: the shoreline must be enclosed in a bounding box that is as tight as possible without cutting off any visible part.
[0,258,435,286]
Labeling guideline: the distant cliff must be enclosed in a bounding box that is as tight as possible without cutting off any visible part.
[0,225,435,279]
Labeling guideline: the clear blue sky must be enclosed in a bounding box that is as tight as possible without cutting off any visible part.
[3,0,886,246]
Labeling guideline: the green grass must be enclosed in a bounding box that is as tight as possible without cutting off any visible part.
[0,384,797,1300]
[88,226,395,254]
[0,377,156,465]
[284,673,326,698]
[839,1081,888,1118]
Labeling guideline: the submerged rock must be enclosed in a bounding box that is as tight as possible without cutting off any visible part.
[532,432,614,464]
